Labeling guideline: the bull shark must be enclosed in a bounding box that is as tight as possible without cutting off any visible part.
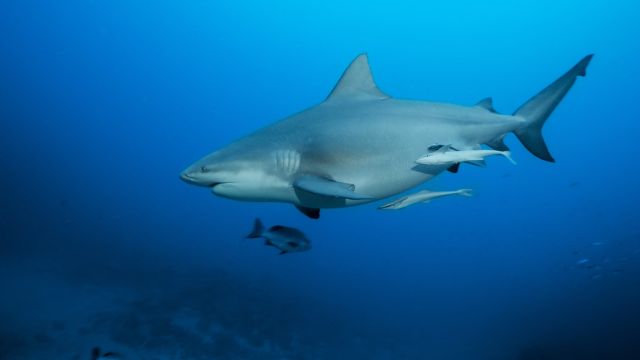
[181,53,592,219]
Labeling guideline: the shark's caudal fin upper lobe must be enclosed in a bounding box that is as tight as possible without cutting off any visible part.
[513,54,593,162]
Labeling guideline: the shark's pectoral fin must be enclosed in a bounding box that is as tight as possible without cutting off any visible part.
[294,205,320,219]
[293,175,372,200]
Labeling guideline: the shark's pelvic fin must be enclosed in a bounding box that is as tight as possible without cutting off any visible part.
[326,53,389,102]
[294,205,320,219]
[475,97,497,113]
[294,175,373,200]
[513,54,593,162]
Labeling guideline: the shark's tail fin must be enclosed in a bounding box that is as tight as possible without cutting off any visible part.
[513,54,593,162]
[246,218,264,239]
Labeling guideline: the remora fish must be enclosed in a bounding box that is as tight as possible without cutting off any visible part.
[379,189,473,210]
[181,54,592,219]
[416,146,516,165]
[246,218,312,255]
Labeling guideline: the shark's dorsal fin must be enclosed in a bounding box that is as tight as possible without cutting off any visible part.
[475,97,497,113]
[326,53,389,102]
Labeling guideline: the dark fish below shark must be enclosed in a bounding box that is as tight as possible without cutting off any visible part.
[181,53,593,219]
[246,218,312,255]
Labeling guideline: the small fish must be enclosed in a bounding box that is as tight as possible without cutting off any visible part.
[416,145,516,166]
[246,218,312,255]
[91,347,122,360]
[576,258,590,265]
[378,189,472,210]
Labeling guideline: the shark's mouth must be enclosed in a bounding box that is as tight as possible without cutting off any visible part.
[210,182,233,189]
[179,173,225,188]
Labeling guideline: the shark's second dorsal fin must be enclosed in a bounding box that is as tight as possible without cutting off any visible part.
[326,53,389,102]
[475,97,497,113]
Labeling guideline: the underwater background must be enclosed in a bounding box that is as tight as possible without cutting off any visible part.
[1,0,639,359]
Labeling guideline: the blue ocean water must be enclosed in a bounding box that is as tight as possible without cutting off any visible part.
[1,1,639,359]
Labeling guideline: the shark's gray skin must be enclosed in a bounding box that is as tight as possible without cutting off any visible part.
[181,54,592,219]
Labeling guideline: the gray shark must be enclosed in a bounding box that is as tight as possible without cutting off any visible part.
[181,53,592,219]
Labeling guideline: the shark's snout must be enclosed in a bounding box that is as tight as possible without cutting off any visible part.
[180,167,226,188]
[180,170,212,187]
[180,171,200,185]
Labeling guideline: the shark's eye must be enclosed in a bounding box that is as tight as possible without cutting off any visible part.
[200,166,209,173]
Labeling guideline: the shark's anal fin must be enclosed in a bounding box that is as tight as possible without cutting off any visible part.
[293,175,372,200]
[487,135,509,151]
[294,205,320,219]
